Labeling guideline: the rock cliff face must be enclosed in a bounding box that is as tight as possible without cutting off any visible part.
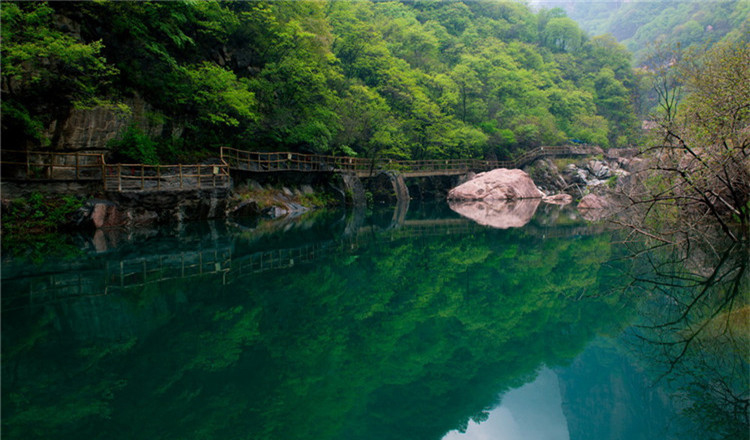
[447,169,544,200]
[365,171,410,205]
[72,188,230,229]
[44,95,176,151]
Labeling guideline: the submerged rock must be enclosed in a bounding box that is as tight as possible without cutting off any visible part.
[90,200,127,228]
[447,169,543,201]
[578,193,611,210]
[449,199,541,229]
[542,193,573,205]
[73,199,160,229]
[230,200,263,217]
[577,194,615,221]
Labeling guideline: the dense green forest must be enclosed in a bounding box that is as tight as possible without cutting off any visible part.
[535,0,749,66]
[2,1,641,164]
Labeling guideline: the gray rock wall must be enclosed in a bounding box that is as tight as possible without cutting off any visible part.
[71,188,231,230]
[43,95,177,151]
[364,171,410,205]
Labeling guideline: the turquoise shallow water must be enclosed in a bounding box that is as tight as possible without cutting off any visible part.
[2,203,746,440]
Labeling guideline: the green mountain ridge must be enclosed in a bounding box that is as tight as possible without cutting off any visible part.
[531,0,749,66]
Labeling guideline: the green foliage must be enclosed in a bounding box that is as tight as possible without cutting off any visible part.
[1,219,633,439]
[299,191,338,208]
[559,0,749,66]
[1,2,117,147]
[606,175,618,188]
[1,0,645,157]
[541,16,586,53]
[1,192,83,262]
[108,124,159,165]
[2,192,82,231]
[182,62,257,128]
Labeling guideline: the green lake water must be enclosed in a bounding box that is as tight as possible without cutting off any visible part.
[2,202,747,440]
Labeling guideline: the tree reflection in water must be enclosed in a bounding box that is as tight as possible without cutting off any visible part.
[623,229,749,440]
[1,204,747,440]
[1,208,632,440]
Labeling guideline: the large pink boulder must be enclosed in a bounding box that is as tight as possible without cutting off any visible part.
[447,169,544,200]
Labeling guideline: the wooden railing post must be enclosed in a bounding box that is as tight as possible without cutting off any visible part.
[179,164,183,189]
[75,153,80,180]
[118,164,122,191]
[101,155,107,190]
[157,166,161,190]
[141,165,145,190]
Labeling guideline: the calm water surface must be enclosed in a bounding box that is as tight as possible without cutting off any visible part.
[2,202,747,439]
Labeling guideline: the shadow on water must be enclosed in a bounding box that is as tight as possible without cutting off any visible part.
[1,201,746,440]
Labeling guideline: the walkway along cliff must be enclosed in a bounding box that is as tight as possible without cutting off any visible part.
[0,145,602,225]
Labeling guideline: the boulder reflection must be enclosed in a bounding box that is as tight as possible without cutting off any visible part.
[448,199,541,229]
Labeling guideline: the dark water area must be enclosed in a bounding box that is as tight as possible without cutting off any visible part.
[2,202,747,440]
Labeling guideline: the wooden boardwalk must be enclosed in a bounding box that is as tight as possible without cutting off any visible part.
[102,163,230,191]
[220,145,599,178]
[1,144,599,192]
[1,150,105,181]
[1,150,232,192]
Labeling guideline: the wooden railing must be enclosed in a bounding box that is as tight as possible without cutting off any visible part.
[220,148,374,174]
[512,145,598,168]
[0,150,231,192]
[220,144,600,177]
[102,163,231,191]
[1,150,105,180]
[1,247,233,310]
[0,144,600,192]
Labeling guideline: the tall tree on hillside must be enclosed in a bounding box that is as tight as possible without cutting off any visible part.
[625,39,750,243]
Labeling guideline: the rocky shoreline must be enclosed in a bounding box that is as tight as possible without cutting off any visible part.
[1,149,641,234]
[445,148,641,224]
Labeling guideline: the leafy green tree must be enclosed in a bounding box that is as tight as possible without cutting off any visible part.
[335,84,404,159]
[449,63,482,123]
[541,16,586,53]
[248,1,343,153]
[1,2,116,147]
[179,62,257,144]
